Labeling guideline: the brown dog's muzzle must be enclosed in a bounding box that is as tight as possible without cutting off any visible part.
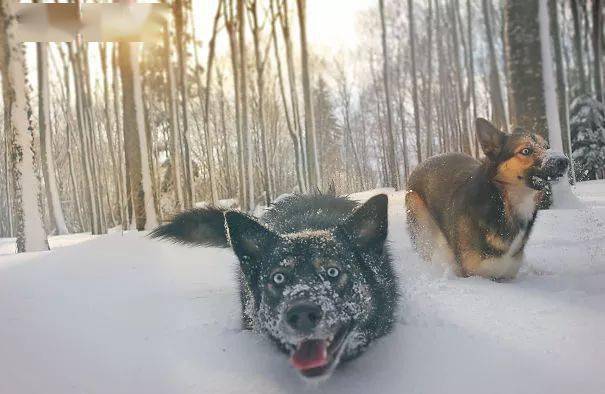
[528,151,569,190]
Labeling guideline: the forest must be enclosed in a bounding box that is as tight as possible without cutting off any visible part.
[0,0,604,252]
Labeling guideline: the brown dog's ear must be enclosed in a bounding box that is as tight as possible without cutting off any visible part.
[476,118,507,160]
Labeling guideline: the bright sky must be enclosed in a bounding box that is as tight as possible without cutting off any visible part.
[194,0,375,55]
[24,1,376,94]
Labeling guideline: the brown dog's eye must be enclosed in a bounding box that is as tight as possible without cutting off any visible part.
[520,148,533,156]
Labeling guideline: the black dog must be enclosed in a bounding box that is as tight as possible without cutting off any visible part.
[151,193,398,380]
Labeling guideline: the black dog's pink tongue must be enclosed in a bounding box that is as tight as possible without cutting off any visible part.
[290,339,328,370]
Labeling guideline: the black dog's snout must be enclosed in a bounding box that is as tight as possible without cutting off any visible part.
[286,303,323,332]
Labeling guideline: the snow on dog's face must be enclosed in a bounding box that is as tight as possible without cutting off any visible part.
[224,195,389,380]
[476,118,570,190]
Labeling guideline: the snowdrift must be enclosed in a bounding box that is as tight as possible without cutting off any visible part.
[1,182,604,394]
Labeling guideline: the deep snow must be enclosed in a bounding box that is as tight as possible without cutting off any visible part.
[1,182,604,394]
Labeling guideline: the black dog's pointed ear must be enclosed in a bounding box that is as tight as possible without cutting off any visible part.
[225,211,281,262]
[476,118,507,160]
[339,194,388,251]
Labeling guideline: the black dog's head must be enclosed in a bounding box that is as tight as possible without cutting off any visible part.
[225,194,390,380]
[476,118,569,190]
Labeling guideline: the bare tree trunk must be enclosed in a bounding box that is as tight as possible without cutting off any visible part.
[58,45,84,231]
[467,0,479,156]
[174,0,194,208]
[225,0,246,208]
[538,0,582,207]
[162,20,184,211]
[379,0,400,188]
[80,43,107,234]
[141,73,162,223]
[37,42,68,235]
[395,46,410,181]
[506,0,548,135]
[435,0,447,153]
[66,122,84,231]
[279,0,308,190]
[238,0,255,210]
[337,67,365,190]
[100,44,123,226]
[571,0,587,95]
[69,43,96,233]
[251,0,273,204]
[270,0,305,193]
[483,0,508,130]
[119,42,158,230]
[0,0,49,251]
[195,1,221,205]
[296,0,321,190]
[580,0,592,92]
[112,45,129,229]
[369,56,389,185]
[450,1,471,154]
[2,106,14,236]
[593,0,603,102]
[216,68,235,197]
[408,0,423,164]
[425,0,434,158]
[549,0,574,180]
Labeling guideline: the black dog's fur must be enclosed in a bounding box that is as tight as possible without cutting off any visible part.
[151,192,398,379]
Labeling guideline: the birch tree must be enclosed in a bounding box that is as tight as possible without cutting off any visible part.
[38,42,68,234]
[0,0,48,252]
[537,0,582,207]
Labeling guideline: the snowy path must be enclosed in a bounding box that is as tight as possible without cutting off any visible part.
[1,184,604,394]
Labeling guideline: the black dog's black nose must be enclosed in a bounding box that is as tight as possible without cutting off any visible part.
[286,303,323,332]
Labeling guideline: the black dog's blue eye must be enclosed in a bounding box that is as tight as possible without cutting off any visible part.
[272,272,286,285]
[326,267,340,278]
[520,148,533,156]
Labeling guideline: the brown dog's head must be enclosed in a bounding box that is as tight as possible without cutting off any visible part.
[476,118,569,190]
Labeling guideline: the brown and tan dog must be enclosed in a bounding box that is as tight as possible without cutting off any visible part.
[405,118,569,280]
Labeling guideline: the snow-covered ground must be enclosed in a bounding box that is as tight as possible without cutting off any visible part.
[1,182,604,394]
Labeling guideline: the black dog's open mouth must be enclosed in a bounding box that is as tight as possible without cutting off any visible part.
[289,325,351,378]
